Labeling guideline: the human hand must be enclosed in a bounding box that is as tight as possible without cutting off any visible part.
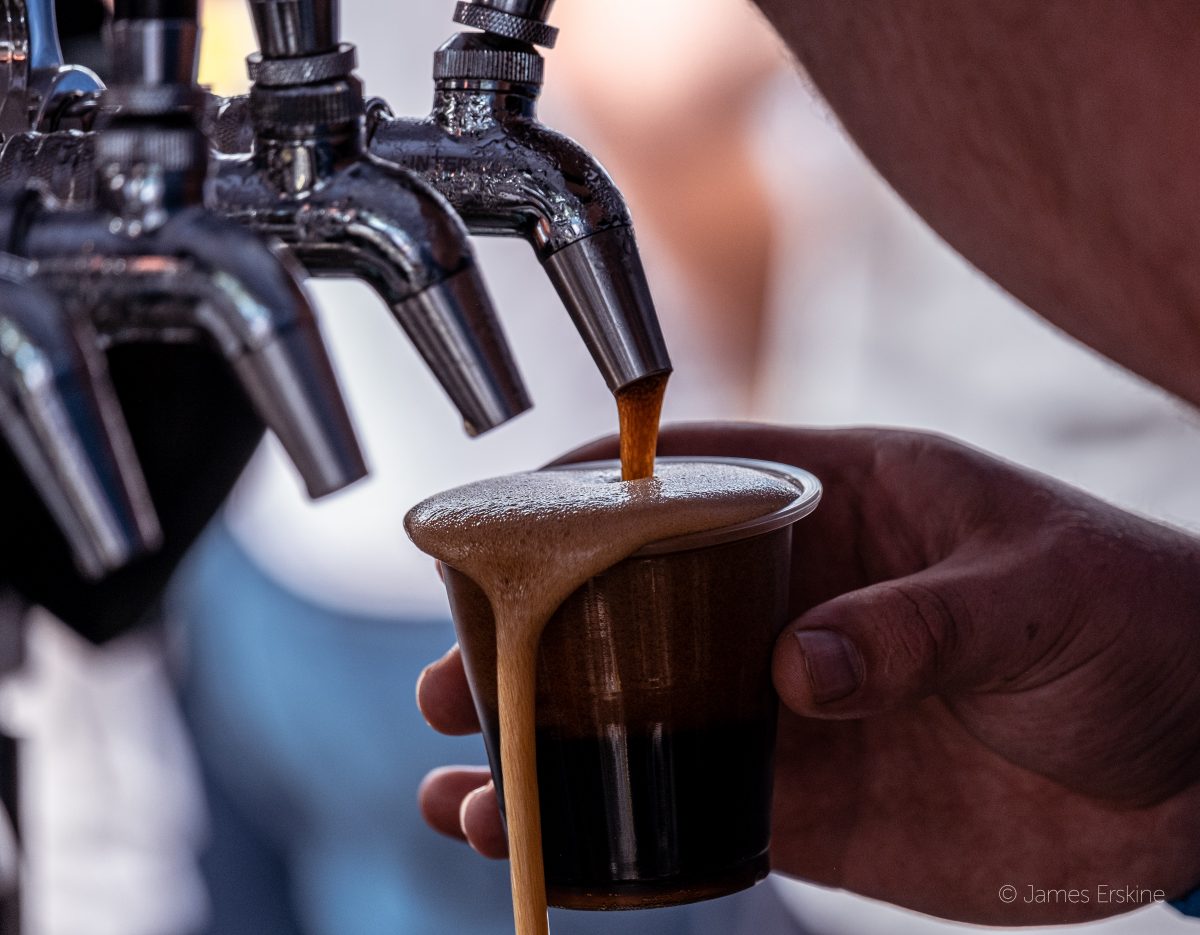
[417,423,1200,925]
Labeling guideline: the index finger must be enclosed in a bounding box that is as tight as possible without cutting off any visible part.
[417,644,481,736]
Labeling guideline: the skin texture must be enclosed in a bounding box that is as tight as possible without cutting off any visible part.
[418,424,1200,925]
[752,1,1200,409]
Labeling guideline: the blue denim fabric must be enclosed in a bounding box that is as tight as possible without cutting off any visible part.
[1173,888,1200,920]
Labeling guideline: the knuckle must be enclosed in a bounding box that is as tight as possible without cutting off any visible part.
[876,580,959,688]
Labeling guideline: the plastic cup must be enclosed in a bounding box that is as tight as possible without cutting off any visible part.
[441,456,822,910]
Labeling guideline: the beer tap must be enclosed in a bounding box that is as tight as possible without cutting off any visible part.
[211,0,530,437]
[0,259,161,578]
[0,0,105,137]
[0,0,104,206]
[367,0,672,397]
[0,0,366,505]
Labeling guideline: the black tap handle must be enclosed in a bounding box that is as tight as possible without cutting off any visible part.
[113,0,198,20]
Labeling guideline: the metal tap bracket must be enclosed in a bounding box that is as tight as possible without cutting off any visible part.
[368,14,672,396]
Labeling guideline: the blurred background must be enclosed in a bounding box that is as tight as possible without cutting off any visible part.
[10,0,1200,933]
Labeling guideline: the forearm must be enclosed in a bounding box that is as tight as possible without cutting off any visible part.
[753,0,1200,407]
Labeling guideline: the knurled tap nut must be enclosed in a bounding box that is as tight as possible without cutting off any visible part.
[247,44,359,88]
[433,48,545,85]
[249,81,363,130]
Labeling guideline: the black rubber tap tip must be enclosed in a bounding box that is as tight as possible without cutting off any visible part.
[112,0,198,20]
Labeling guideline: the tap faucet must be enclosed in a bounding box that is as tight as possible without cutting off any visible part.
[367,0,671,397]
[0,0,104,209]
[0,0,105,137]
[0,0,366,507]
[0,257,161,579]
[212,0,530,437]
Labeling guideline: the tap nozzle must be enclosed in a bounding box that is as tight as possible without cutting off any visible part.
[373,30,672,395]
[542,225,671,394]
[0,268,161,578]
[152,209,368,498]
[393,263,530,437]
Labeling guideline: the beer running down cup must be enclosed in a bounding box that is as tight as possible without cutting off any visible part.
[441,457,822,910]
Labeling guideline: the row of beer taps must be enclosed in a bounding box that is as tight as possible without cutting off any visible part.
[0,0,672,582]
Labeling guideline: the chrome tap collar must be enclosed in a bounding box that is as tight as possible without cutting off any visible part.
[247,41,356,87]
[248,75,363,137]
[433,34,543,87]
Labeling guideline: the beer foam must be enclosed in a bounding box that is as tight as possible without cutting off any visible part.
[406,462,797,622]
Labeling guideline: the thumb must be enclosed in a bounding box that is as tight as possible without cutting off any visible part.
[774,574,969,719]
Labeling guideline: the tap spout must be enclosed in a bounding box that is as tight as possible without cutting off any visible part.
[213,136,530,436]
[156,208,366,496]
[370,33,672,394]
[542,226,670,393]
[0,265,161,578]
[18,203,367,499]
[395,263,529,437]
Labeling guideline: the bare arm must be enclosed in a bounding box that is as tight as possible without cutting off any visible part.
[753,0,1200,406]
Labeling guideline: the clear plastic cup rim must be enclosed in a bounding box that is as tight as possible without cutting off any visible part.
[551,456,823,557]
